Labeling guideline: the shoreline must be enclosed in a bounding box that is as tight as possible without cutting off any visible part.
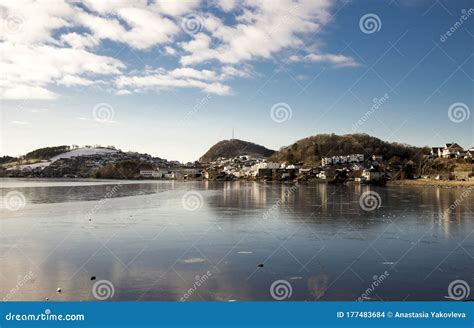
[388,179,474,188]
[2,176,474,188]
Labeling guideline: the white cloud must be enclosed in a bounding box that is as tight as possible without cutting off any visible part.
[10,120,31,125]
[115,67,232,96]
[164,46,177,56]
[179,0,342,66]
[0,42,124,99]
[57,75,95,87]
[221,65,252,78]
[80,0,147,15]
[153,0,201,16]
[0,85,58,100]
[215,0,238,12]
[0,0,74,45]
[0,0,356,99]
[289,53,359,67]
[116,89,132,95]
[113,7,179,49]
[60,32,99,49]
[170,67,218,80]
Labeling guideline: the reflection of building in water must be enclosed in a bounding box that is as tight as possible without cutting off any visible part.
[427,187,473,239]
[219,181,269,209]
[317,183,328,214]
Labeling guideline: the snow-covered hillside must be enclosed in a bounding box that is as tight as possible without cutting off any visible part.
[50,147,118,161]
[6,147,119,171]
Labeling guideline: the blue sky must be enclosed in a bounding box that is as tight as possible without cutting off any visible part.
[1,0,473,162]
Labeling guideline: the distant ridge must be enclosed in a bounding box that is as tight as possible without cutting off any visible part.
[199,139,275,163]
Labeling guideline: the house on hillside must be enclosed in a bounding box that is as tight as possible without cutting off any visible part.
[466,147,474,159]
[362,166,385,182]
[431,143,464,158]
[139,169,160,178]
[322,157,332,166]
[443,143,464,158]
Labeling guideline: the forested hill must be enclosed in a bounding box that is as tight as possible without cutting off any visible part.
[271,133,429,166]
[24,146,71,160]
[199,139,275,163]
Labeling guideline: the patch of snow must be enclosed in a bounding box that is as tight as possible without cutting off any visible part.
[50,147,118,161]
[6,147,119,171]
[6,161,51,171]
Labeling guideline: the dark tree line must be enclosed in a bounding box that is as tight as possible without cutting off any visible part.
[271,133,429,166]
[24,146,71,160]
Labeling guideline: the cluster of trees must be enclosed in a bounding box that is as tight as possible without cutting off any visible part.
[418,157,469,177]
[93,160,153,179]
[24,146,71,160]
[271,133,429,166]
[0,156,17,164]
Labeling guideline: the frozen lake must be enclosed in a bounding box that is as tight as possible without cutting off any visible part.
[1,178,473,301]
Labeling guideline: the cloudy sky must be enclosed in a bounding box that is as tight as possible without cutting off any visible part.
[1,0,473,161]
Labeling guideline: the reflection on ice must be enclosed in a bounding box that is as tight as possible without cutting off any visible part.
[0,179,473,301]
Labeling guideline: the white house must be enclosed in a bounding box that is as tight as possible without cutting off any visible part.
[286,164,302,169]
[432,143,464,158]
[317,171,327,180]
[362,169,384,182]
[140,169,160,178]
[322,157,332,166]
[442,143,464,158]
[162,171,175,179]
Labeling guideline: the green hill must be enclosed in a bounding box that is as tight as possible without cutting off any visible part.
[199,139,275,163]
[271,133,429,166]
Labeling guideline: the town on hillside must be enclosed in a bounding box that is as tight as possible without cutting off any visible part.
[1,142,473,184]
